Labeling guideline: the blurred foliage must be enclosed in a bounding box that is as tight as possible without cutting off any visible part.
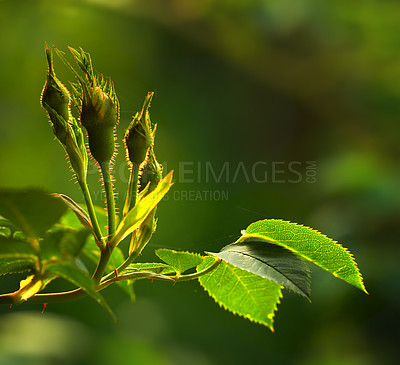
[0,0,399,364]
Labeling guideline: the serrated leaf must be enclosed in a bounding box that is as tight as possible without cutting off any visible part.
[209,237,311,300]
[0,258,34,276]
[198,257,282,330]
[244,219,367,293]
[0,189,67,239]
[111,171,173,245]
[40,228,89,263]
[0,236,37,260]
[45,261,115,320]
[156,249,204,276]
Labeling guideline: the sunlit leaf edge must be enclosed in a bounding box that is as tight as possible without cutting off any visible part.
[245,219,368,294]
[198,257,283,330]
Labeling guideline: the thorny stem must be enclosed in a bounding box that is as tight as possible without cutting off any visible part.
[100,161,116,239]
[100,243,141,283]
[107,166,147,281]
[78,179,104,247]
[92,162,117,283]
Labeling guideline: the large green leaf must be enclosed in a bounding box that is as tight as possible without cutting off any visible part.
[198,257,282,330]
[0,258,35,276]
[45,261,115,320]
[208,237,311,300]
[111,171,173,245]
[244,219,367,293]
[0,236,38,277]
[156,249,204,276]
[0,189,67,239]
[0,236,37,259]
[40,228,89,263]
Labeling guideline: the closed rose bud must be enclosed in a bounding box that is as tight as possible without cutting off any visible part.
[124,92,154,169]
[41,45,72,145]
[139,150,163,193]
[63,46,119,165]
[80,83,119,164]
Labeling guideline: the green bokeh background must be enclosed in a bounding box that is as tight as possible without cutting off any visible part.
[0,0,399,364]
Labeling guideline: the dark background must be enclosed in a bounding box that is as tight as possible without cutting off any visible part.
[0,0,399,364]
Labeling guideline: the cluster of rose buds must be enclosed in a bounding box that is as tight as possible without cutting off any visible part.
[41,44,162,255]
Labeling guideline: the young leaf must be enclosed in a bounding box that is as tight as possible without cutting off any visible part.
[0,189,67,239]
[111,171,173,246]
[208,237,311,300]
[122,262,175,275]
[117,271,174,283]
[59,205,107,234]
[156,249,204,276]
[53,193,92,231]
[243,219,367,293]
[45,261,115,320]
[198,257,282,330]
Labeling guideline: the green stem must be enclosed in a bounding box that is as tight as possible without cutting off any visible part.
[100,161,116,239]
[91,162,117,283]
[92,245,113,283]
[78,179,104,246]
[100,246,140,283]
[0,272,173,304]
[0,258,221,305]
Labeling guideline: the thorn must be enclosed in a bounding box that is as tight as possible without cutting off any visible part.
[10,304,12,309]
[42,303,48,313]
